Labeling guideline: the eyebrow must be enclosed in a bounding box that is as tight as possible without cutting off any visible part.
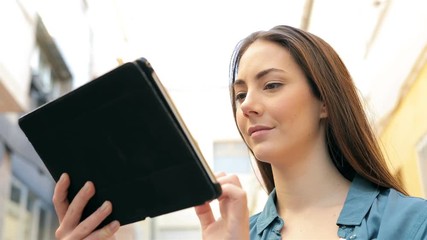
[234,68,286,86]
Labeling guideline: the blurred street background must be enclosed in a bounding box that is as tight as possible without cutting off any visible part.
[1,0,427,239]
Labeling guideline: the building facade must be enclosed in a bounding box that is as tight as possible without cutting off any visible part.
[378,46,427,197]
[353,0,427,198]
[310,0,427,198]
[0,0,92,239]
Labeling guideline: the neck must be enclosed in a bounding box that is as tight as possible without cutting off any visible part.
[271,147,350,217]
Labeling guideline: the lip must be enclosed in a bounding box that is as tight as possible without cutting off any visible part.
[248,125,274,136]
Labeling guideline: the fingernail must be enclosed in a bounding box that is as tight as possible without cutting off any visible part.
[58,173,65,182]
[109,220,120,231]
[83,181,91,193]
[100,201,110,212]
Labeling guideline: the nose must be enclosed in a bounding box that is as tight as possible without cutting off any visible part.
[239,91,262,117]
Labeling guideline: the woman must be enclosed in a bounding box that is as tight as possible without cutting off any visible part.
[195,25,427,239]
[53,25,427,239]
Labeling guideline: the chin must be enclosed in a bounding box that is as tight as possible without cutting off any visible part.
[252,148,275,164]
[252,143,293,165]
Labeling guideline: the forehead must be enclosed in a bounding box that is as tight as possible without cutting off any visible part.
[236,40,299,79]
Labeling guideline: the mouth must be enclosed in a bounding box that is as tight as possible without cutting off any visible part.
[248,125,274,136]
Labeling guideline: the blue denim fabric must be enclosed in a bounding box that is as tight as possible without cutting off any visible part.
[250,175,427,239]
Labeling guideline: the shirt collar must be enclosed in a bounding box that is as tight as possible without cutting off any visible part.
[336,174,381,226]
[255,189,281,235]
[254,175,381,233]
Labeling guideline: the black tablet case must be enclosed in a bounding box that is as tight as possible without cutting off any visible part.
[18,58,221,228]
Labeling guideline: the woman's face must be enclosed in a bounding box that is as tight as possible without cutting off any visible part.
[234,40,327,164]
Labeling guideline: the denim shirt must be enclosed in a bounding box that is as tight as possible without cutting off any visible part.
[250,175,427,239]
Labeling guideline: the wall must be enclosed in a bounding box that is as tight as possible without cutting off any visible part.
[0,145,11,237]
[379,50,427,197]
[362,0,427,128]
[0,0,37,111]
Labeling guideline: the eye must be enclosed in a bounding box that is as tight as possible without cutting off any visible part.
[235,92,247,102]
[264,82,283,90]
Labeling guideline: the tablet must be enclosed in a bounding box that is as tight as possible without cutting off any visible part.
[18,57,221,228]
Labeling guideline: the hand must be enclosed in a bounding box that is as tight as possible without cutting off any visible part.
[52,173,120,240]
[194,173,249,240]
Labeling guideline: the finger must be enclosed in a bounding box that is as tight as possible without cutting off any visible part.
[194,202,215,230]
[53,173,71,222]
[217,183,249,221]
[65,220,120,240]
[69,201,116,239]
[61,181,96,232]
[218,183,247,203]
[216,174,243,188]
[215,172,226,178]
[83,220,120,240]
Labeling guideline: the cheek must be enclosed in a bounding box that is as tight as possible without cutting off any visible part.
[235,111,253,146]
[270,93,314,130]
[269,100,294,124]
[235,111,246,135]
[281,96,322,133]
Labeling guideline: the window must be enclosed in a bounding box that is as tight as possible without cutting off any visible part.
[29,16,72,109]
[417,134,427,197]
[30,47,55,107]
[213,141,251,174]
[10,184,21,204]
[2,178,56,240]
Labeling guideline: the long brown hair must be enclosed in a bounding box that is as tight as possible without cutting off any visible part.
[229,25,407,195]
